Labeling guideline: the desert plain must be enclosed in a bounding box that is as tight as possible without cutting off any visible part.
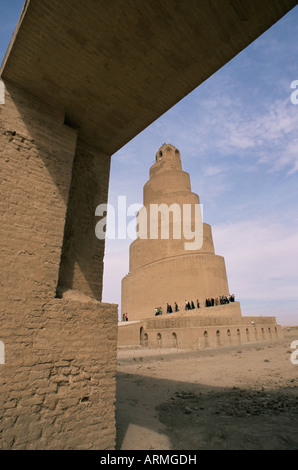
[116,327,298,450]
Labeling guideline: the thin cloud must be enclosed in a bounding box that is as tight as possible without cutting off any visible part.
[213,217,298,305]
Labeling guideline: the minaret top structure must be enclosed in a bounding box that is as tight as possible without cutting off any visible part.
[150,143,182,178]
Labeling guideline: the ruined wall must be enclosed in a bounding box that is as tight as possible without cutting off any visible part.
[143,316,282,350]
[118,310,283,350]
[118,322,141,348]
[0,298,117,450]
[0,82,77,305]
[0,81,118,449]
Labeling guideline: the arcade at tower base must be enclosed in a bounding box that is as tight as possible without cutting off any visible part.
[118,304,283,350]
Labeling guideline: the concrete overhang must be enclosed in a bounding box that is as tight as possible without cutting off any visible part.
[1,0,297,154]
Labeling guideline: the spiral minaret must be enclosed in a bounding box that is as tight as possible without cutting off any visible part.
[121,144,241,321]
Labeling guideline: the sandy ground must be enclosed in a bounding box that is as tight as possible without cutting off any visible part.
[116,328,298,450]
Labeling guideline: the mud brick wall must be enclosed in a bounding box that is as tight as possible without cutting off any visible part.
[0,82,118,449]
[0,298,118,450]
[57,141,111,301]
[0,82,77,306]
[118,312,282,350]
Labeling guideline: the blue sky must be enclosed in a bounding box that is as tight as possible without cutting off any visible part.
[1,2,298,325]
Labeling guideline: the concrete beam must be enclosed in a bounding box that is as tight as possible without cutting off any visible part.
[1,0,297,154]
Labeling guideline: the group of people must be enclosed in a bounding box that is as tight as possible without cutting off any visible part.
[205,294,235,307]
[185,300,199,310]
[155,302,179,316]
[154,294,236,316]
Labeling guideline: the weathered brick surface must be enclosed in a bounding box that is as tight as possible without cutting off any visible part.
[0,298,118,450]
[57,141,111,301]
[0,81,77,305]
[118,308,283,350]
[0,82,118,449]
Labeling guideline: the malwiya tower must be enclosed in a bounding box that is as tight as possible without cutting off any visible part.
[121,144,242,322]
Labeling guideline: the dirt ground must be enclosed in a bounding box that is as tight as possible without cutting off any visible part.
[116,327,298,450]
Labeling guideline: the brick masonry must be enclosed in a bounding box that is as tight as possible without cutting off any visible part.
[0,81,118,449]
[1,1,295,449]
[57,140,111,301]
[118,307,283,350]
[0,298,117,450]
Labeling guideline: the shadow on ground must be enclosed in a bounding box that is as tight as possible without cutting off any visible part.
[116,370,298,450]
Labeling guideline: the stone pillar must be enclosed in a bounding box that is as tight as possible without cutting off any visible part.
[0,81,118,449]
[57,141,111,301]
